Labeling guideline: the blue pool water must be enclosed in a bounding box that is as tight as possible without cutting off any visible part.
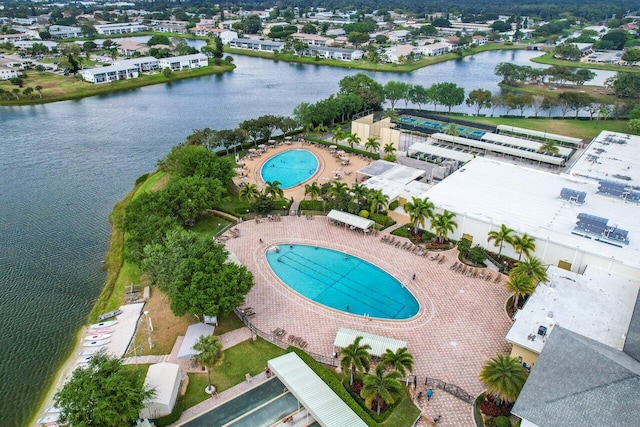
[265,245,419,319]
[260,149,318,189]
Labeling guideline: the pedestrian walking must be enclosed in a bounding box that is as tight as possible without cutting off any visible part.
[412,273,416,280]
[427,388,433,401]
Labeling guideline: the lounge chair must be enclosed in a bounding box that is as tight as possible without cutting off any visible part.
[288,334,296,342]
[422,250,429,258]
[461,265,467,275]
[438,256,446,264]
[494,275,502,284]
[485,273,493,281]
[450,262,459,270]
[389,236,395,245]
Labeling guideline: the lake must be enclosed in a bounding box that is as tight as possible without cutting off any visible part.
[0,49,610,426]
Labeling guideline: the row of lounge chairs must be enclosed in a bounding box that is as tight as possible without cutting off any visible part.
[380,235,433,257]
[430,253,446,264]
[448,262,503,283]
[272,327,286,338]
[288,334,308,348]
[239,307,256,318]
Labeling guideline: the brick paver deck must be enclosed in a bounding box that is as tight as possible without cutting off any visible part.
[222,217,512,426]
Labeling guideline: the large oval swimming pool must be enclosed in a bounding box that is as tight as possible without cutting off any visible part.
[260,149,318,189]
[265,244,419,319]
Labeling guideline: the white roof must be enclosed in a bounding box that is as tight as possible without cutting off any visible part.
[505,265,640,353]
[431,133,565,165]
[142,362,180,410]
[268,353,367,427]
[177,323,215,360]
[333,327,407,357]
[497,125,583,145]
[358,160,426,184]
[159,53,208,62]
[568,131,640,187]
[408,142,475,163]
[480,132,573,158]
[327,210,374,230]
[425,157,640,267]
[362,176,431,202]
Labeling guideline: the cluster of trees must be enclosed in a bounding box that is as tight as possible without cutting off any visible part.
[123,144,254,319]
[238,180,287,214]
[607,72,640,98]
[340,336,414,415]
[403,196,458,243]
[478,353,528,417]
[303,180,392,218]
[384,80,465,114]
[0,84,42,100]
[495,63,595,87]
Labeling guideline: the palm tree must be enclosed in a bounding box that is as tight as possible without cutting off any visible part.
[0,88,5,100]
[430,210,458,243]
[347,132,361,149]
[365,136,380,153]
[511,233,536,260]
[264,180,284,200]
[314,124,328,135]
[383,143,396,156]
[12,88,20,100]
[511,256,548,285]
[479,354,527,405]
[328,181,348,200]
[35,85,43,98]
[350,183,369,206]
[505,272,534,309]
[383,108,399,121]
[23,87,34,99]
[238,182,260,203]
[361,363,404,415]
[304,182,321,201]
[487,224,515,258]
[193,334,224,394]
[381,347,414,377]
[367,189,389,214]
[443,123,460,136]
[538,140,559,155]
[340,336,372,385]
[403,196,434,234]
[331,126,346,144]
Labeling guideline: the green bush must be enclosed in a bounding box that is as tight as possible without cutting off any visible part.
[359,209,369,218]
[457,237,472,257]
[299,200,325,211]
[135,173,150,185]
[468,245,488,264]
[369,212,396,228]
[388,200,399,211]
[495,416,511,427]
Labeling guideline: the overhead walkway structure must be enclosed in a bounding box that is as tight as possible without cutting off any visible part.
[496,125,583,147]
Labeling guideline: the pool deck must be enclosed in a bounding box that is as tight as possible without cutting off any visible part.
[233,140,372,201]
[221,216,513,427]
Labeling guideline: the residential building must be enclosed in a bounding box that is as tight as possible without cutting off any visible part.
[48,25,83,38]
[384,44,417,63]
[0,60,21,80]
[472,35,488,46]
[444,36,460,49]
[290,33,334,47]
[388,29,410,43]
[80,56,159,83]
[0,33,30,42]
[418,42,450,56]
[326,29,346,37]
[228,38,283,52]
[154,22,187,34]
[219,20,240,30]
[94,23,148,35]
[301,45,363,61]
[116,40,150,57]
[158,53,208,70]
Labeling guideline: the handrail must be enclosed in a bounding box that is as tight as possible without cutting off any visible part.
[423,376,474,404]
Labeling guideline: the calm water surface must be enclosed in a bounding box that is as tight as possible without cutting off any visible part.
[0,50,603,425]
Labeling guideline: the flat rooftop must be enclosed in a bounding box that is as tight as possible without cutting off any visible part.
[505,265,640,354]
[425,157,640,267]
[568,130,640,186]
[358,160,426,184]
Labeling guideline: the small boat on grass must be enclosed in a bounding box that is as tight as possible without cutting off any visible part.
[77,356,94,364]
[79,347,105,356]
[85,334,111,341]
[97,309,122,321]
[37,413,60,424]
[44,407,61,414]
[90,320,118,329]
[88,328,113,334]
[83,339,110,347]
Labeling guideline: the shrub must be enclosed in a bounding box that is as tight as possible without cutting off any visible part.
[135,173,150,185]
[457,237,472,256]
[495,416,511,427]
[388,200,399,211]
[480,397,512,417]
[359,209,369,218]
[299,200,324,211]
[468,245,488,264]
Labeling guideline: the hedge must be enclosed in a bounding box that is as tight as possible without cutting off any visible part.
[305,136,380,160]
[299,200,325,211]
[369,212,395,227]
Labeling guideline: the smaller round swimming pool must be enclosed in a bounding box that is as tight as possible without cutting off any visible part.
[260,149,318,189]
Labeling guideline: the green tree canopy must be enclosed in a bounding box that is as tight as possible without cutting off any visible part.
[360,363,403,415]
[466,89,492,116]
[54,353,154,427]
[194,334,224,392]
[147,35,171,46]
[479,354,527,405]
[340,336,372,385]
[433,82,465,113]
[339,73,385,110]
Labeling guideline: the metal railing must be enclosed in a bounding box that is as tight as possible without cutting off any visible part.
[422,376,474,404]
[234,309,337,367]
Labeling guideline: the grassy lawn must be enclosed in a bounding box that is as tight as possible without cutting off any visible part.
[0,63,234,106]
[379,389,421,426]
[132,171,168,199]
[190,215,232,240]
[213,311,246,335]
[499,82,616,104]
[226,43,524,72]
[531,52,640,73]
[184,373,211,409]
[458,116,630,140]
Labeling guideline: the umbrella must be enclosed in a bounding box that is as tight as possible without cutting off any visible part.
[340,156,349,161]
[337,150,345,155]
[248,148,256,152]
[285,136,292,140]
[258,144,266,148]
[329,145,337,149]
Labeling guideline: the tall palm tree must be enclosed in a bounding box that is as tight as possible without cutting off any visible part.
[304,182,321,201]
[383,108,399,121]
[314,124,328,135]
[347,132,361,149]
[443,123,460,136]
[479,354,527,405]
[193,334,224,394]
[403,197,434,234]
[381,347,414,378]
[383,143,396,155]
[488,224,515,258]
[331,126,346,144]
[12,88,20,100]
[367,189,389,214]
[349,183,368,205]
[538,140,559,155]
[511,233,536,260]
[264,180,284,200]
[505,272,534,309]
[365,136,380,153]
[238,182,260,203]
[328,181,348,200]
[361,363,404,415]
[35,85,43,98]
[340,336,372,385]
[511,256,548,285]
[430,210,458,243]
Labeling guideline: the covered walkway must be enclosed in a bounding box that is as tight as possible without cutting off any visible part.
[326,209,374,232]
[268,352,368,427]
[334,327,407,357]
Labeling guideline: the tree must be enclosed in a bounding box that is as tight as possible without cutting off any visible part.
[559,92,594,118]
[466,89,492,116]
[54,353,154,427]
[193,334,224,393]
[339,73,385,110]
[505,272,534,308]
[364,136,380,153]
[360,363,403,415]
[347,132,362,149]
[328,181,349,200]
[538,140,560,155]
[367,189,389,214]
[511,233,536,260]
[304,182,322,200]
[383,143,396,156]
[443,122,460,136]
[340,336,371,385]
[403,197,434,234]
[239,182,261,203]
[553,43,581,61]
[430,210,458,243]
[384,81,410,110]
[622,49,640,63]
[331,126,347,144]
[434,82,465,113]
[479,354,527,405]
[488,224,515,258]
[350,183,369,205]
[381,347,414,377]
[264,180,284,200]
[147,35,171,46]
[606,72,640,98]
[409,84,429,110]
[22,87,34,99]
[541,95,557,118]
[511,256,548,285]
[347,32,370,49]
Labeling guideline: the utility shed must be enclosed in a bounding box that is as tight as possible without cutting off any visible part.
[139,362,181,419]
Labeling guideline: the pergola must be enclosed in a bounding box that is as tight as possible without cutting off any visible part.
[334,327,407,357]
[326,210,374,233]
